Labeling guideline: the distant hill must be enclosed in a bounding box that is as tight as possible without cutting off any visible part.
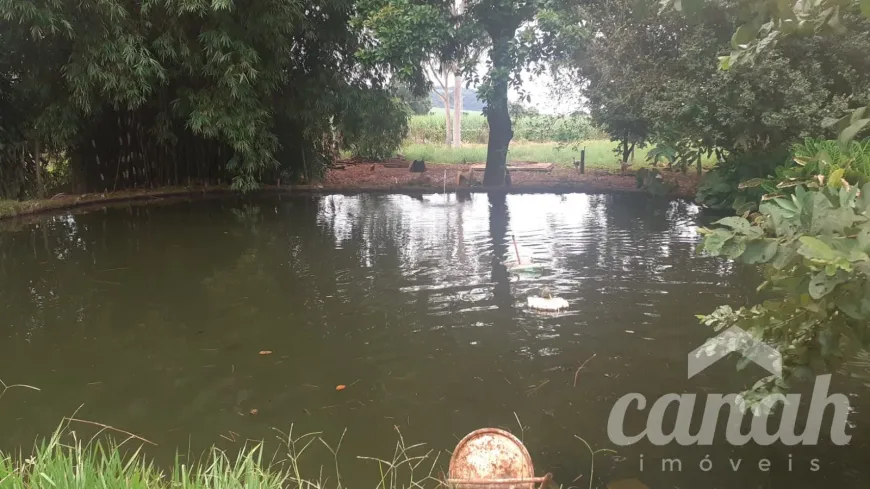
[431,87,484,112]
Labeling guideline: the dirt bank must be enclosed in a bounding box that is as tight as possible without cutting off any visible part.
[322,162,699,197]
[0,164,700,222]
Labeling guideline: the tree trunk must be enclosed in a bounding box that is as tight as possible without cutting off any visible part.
[697,149,703,176]
[442,67,452,146]
[451,0,465,149]
[453,68,463,148]
[33,139,44,198]
[483,35,513,186]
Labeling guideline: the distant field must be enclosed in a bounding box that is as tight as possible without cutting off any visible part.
[408,113,604,145]
[402,141,650,171]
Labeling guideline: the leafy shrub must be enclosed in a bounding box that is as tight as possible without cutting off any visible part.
[765,138,870,191]
[695,148,790,212]
[339,90,409,161]
[635,167,675,196]
[699,183,870,402]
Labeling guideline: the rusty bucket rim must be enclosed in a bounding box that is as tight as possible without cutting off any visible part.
[447,427,534,481]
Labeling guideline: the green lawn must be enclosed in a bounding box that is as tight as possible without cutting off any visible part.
[400,140,717,172]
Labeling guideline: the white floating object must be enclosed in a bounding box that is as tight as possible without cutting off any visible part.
[527,295,569,311]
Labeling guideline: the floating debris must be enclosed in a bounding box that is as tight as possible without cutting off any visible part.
[528,296,569,311]
[528,287,569,311]
[335,384,347,391]
[258,350,272,355]
[249,408,258,415]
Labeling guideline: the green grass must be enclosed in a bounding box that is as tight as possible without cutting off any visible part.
[401,140,719,172]
[401,140,652,171]
[0,423,441,489]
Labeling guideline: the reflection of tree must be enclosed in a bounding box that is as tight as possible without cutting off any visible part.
[488,192,512,310]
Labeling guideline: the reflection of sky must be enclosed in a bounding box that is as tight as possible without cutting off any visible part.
[316,192,731,324]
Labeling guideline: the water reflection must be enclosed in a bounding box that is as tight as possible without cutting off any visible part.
[0,193,866,488]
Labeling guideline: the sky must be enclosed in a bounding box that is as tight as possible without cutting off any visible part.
[430,64,583,115]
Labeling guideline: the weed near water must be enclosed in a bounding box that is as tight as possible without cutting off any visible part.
[0,424,442,489]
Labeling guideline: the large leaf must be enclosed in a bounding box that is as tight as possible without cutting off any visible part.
[799,236,838,261]
[839,119,870,147]
[862,0,870,18]
[742,239,779,264]
[772,242,798,269]
[715,216,757,235]
[731,23,759,48]
[809,270,847,299]
[704,228,735,255]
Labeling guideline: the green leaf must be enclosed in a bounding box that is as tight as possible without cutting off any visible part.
[718,55,732,70]
[818,150,832,169]
[721,238,747,259]
[861,0,870,18]
[809,270,846,299]
[738,178,764,189]
[773,197,798,213]
[715,216,755,235]
[741,239,779,264]
[731,23,759,48]
[703,228,735,255]
[822,114,850,131]
[772,243,798,269]
[799,236,837,261]
[741,239,779,265]
[828,168,845,189]
[839,119,870,147]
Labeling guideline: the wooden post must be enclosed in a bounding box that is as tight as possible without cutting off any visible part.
[580,147,586,174]
[33,139,44,198]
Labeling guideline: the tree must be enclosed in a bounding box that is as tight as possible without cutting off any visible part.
[507,101,540,120]
[0,0,415,198]
[390,80,433,115]
[687,0,870,145]
[429,63,455,145]
[565,0,870,173]
[358,0,588,185]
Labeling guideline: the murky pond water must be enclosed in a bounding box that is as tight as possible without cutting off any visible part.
[1,192,868,488]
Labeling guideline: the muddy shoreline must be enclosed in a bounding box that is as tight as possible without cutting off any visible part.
[0,165,700,223]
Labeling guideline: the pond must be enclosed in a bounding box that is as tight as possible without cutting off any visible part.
[0,192,867,488]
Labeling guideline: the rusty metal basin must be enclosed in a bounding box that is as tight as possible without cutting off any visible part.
[447,428,551,489]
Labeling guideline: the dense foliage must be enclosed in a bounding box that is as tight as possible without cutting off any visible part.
[358,0,588,185]
[689,0,870,399]
[700,182,870,401]
[0,0,413,197]
[571,0,870,169]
